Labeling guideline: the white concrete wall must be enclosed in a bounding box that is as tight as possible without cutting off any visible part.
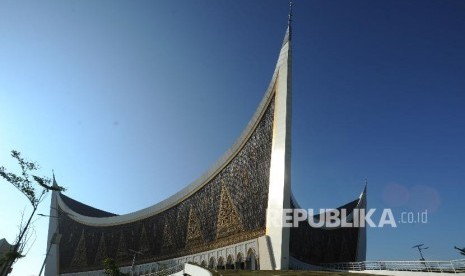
[182,263,212,276]
[257,235,273,270]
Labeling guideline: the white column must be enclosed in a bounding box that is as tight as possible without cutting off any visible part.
[44,190,60,276]
[263,34,292,270]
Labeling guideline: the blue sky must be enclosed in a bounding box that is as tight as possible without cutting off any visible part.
[1,1,464,275]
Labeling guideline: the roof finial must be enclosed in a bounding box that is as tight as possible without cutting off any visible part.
[52,169,57,187]
[359,178,368,199]
[288,1,294,27]
[284,1,293,44]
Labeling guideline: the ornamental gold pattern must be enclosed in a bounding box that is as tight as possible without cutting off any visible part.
[115,232,128,261]
[216,183,243,239]
[185,208,203,247]
[94,233,107,265]
[70,230,87,268]
[57,96,275,273]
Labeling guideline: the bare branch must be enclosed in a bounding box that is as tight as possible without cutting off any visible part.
[0,150,66,275]
[33,175,66,192]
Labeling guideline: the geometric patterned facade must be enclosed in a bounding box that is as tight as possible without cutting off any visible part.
[55,96,274,274]
[45,16,366,275]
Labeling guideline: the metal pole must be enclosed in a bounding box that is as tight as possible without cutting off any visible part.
[131,253,136,275]
[38,233,61,276]
[38,244,53,276]
[0,207,38,276]
[128,249,143,276]
[418,247,425,261]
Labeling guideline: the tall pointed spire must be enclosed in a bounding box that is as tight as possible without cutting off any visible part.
[284,1,293,44]
[288,1,293,29]
[52,169,58,187]
[356,179,368,261]
[264,6,293,270]
[361,178,368,198]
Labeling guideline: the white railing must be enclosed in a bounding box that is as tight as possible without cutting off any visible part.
[137,263,184,276]
[322,259,465,273]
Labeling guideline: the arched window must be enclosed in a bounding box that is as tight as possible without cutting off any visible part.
[226,255,235,270]
[217,256,225,270]
[236,252,245,270]
[208,257,216,269]
[246,248,258,270]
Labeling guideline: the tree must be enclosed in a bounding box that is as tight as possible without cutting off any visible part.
[455,246,465,256]
[0,150,65,276]
[103,258,127,276]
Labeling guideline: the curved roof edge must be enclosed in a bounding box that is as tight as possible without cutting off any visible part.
[290,184,367,210]
[58,26,291,227]
[290,185,367,230]
[59,193,117,218]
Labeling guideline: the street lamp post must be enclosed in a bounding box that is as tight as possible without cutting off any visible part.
[38,233,61,276]
[128,249,144,275]
[412,244,429,261]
